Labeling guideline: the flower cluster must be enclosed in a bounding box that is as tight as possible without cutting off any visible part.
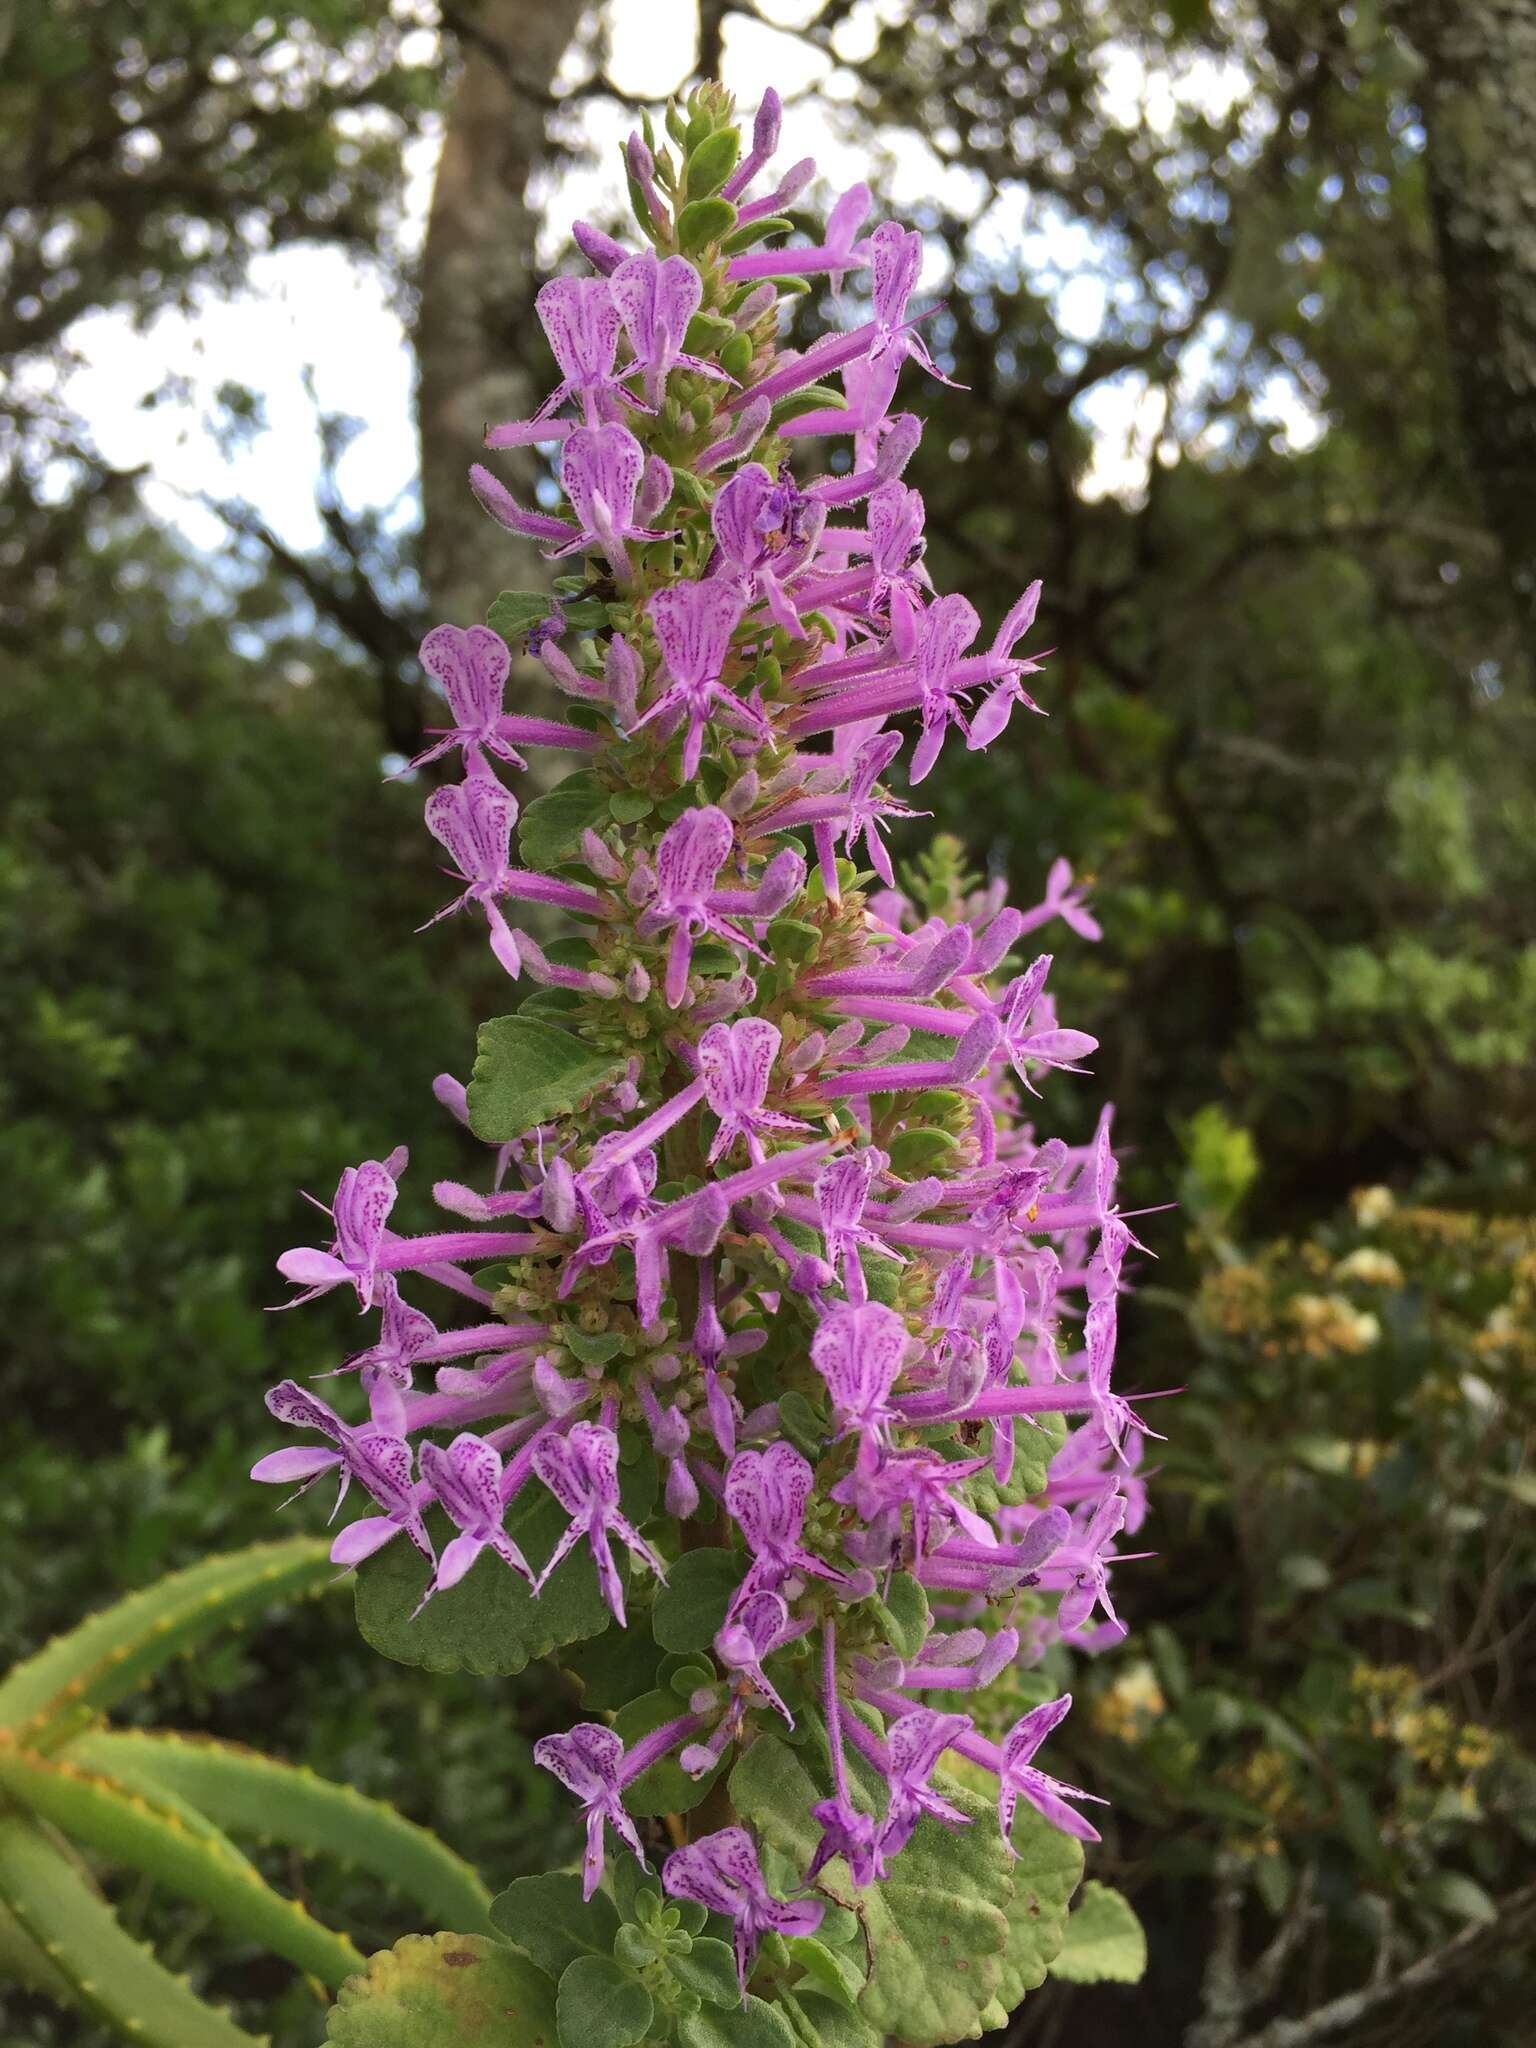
[254,83,1158,2015]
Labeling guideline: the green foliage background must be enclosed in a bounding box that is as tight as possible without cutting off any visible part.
[2,1,1533,2044]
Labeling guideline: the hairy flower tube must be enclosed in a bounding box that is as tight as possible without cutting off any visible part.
[254,82,1161,2042]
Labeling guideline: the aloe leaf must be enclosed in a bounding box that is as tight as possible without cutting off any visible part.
[0,1896,75,2001]
[0,1537,333,1746]
[70,1729,492,1934]
[0,1744,362,1989]
[0,1813,261,2047]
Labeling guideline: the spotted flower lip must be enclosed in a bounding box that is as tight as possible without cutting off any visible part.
[255,81,1163,1966]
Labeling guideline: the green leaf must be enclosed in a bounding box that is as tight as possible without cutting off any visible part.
[888,1128,963,1174]
[0,1814,259,2046]
[556,1954,653,2048]
[562,1326,627,1368]
[679,1996,796,2048]
[467,1015,627,1145]
[770,384,847,428]
[731,1737,1013,2047]
[685,129,740,201]
[0,1741,363,1988]
[779,1989,884,2048]
[992,1802,1084,2010]
[1046,1880,1146,1985]
[867,1574,929,1662]
[609,789,655,823]
[486,592,560,640]
[765,917,822,962]
[669,1934,739,2006]
[69,1729,492,1934]
[519,772,612,873]
[0,1537,333,1746]
[613,1689,725,1814]
[492,1872,620,1981]
[558,1619,660,1712]
[327,1931,559,2047]
[651,1548,744,1652]
[355,1499,612,1677]
[786,1933,864,2007]
[677,197,738,251]
[683,312,738,355]
[722,215,794,254]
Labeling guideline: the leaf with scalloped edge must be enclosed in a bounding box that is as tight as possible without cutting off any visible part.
[0,1742,362,1988]
[68,1729,492,1935]
[0,1814,259,2047]
[327,1932,558,2047]
[730,1736,1013,2047]
[354,1499,612,1677]
[0,1537,333,1747]
[991,1803,1084,2010]
[1046,1880,1146,1984]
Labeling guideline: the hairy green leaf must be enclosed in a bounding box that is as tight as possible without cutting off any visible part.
[677,197,738,252]
[519,773,612,873]
[492,1872,620,1982]
[731,1736,1013,2046]
[466,1015,627,1146]
[678,1995,796,2048]
[1046,1879,1146,1985]
[327,1931,559,2046]
[556,1954,653,2048]
[355,1499,612,1676]
[651,1548,744,1653]
[669,1934,739,2006]
[993,1805,1084,2009]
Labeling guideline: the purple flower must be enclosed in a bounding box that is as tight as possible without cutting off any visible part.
[416,1433,534,1603]
[633,580,766,781]
[557,423,674,579]
[420,777,525,977]
[531,1421,667,1624]
[813,1147,905,1297]
[530,276,632,426]
[714,1590,812,1727]
[997,1695,1105,1846]
[996,955,1100,1093]
[697,1017,810,1164]
[727,181,873,286]
[879,1708,974,1861]
[711,462,827,638]
[662,1827,824,1996]
[910,594,982,784]
[867,222,965,389]
[1051,1489,1128,1633]
[965,584,1047,751]
[275,1149,405,1310]
[726,1441,851,1603]
[611,250,726,405]
[811,1300,907,1446]
[251,1381,435,1568]
[633,805,750,1006]
[533,1724,647,1900]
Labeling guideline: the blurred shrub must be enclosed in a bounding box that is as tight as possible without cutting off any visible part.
[1053,1166,1536,2043]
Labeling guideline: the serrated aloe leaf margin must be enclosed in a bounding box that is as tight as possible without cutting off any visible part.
[0,1743,362,1989]
[0,1814,262,2048]
[70,1729,492,1935]
[0,1537,333,1746]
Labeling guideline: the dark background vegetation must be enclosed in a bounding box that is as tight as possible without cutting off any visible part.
[2,3,1533,2045]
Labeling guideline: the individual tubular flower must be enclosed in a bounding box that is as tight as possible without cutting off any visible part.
[533,1725,648,1900]
[994,1695,1107,1846]
[274,1150,404,1310]
[661,1827,825,1996]
[611,250,727,406]
[415,1433,534,1604]
[697,1016,810,1164]
[633,579,767,780]
[531,1423,668,1624]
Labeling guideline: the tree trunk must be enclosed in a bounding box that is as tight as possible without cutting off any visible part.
[1395,0,1536,649]
[415,0,583,632]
